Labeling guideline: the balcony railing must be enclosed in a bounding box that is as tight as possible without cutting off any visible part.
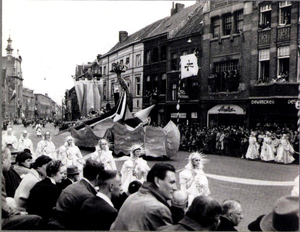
[250,82,298,97]
[277,26,291,42]
[258,29,271,46]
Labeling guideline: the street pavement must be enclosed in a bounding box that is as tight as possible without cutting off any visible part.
[6,123,299,231]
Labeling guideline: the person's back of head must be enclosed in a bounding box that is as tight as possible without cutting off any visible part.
[221,199,243,226]
[128,180,142,195]
[146,163,175,184]
[31,155,52,170]
[83,158,104,181]
[2,147,12,172]
[186,195,222,230]
[97,169,121,198]
[16,151,32,166]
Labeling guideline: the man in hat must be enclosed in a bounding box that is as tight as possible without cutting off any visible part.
[58,165,81,189]
[260,195,299,231]
[111,163,177,231]
[217,200,243,231]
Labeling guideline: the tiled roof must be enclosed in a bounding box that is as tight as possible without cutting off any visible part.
[106,18,167,55]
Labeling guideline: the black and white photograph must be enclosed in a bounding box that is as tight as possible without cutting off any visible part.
[1,1,299,231]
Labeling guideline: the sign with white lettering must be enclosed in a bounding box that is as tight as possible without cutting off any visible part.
[208,104,246,115]
[251,100,275,104]
[295,100,300,110]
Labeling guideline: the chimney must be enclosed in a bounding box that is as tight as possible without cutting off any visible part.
[119,31,128,43]
[171,2,185,16]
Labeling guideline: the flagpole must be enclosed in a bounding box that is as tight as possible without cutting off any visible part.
[177,74,181,125]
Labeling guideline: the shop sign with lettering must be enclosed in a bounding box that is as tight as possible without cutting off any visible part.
[287,99,298,104]
[218,106,236,113]
[251,100,275,104]
[171,113,186,118]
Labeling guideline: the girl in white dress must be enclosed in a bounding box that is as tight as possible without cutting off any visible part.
[90,139,117,170]
[260,132,275,161]
[245,131,259,160]
[57,136,84,170]
[275,134,295,164]
[18,130,34,156]
[121,144,150,193]
[179,152,210,207]
[35,131,56,160]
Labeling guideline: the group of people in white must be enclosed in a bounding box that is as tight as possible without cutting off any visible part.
[245,131,296,164]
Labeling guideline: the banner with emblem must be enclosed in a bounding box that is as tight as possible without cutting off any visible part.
[180,54,199,79]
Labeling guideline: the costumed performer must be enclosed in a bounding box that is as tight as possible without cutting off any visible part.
[2,127,18,152]
[260,132,275,161]
[275,134,295,164]
[18,130,34,157]
[179,152,210,207]
[245,131,259,160]
[35,131,56,160]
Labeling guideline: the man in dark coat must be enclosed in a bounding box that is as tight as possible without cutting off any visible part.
[80,170,121,230]
[48,159,104,229]
[158,195,222,231]
[217,200,243,231]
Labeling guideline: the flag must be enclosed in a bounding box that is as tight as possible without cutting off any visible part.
[10,89,16,101]
[180,54,199,79]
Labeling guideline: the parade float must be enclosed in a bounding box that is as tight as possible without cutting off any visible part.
[60,62,180,159]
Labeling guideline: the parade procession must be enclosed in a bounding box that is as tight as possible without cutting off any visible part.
[1,1,300,231]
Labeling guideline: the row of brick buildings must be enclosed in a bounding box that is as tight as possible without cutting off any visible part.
[2,36,61,121]
[69,1,299,129]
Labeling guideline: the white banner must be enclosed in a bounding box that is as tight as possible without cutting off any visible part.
[180,54,198,79]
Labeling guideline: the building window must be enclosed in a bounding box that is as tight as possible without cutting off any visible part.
[161,74,167,94]
[259,4,272,29]
[277,46,290,81]
[103,82,107,100]
[223,14,232,36]
[259,49,270,83]
[212,17,220,38]
[136,54,141,67]
[153,47,159,62]
[172,84,177,101]
[145,76,151,96]
[161,46,167,61]
[235,11,243,33]
[103,66,106,75]
[137,100,140,108]
[279,1,291,25]
[171,53,178,70]
[146,50,151,64]
[136,76,141,96]
[126,57,130,68]
[213,60,239,92]
[111,82,115,97]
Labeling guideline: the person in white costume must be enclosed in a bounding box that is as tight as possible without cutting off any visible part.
[179,152,210,207]
[121,144,150,193]
[35,123,42,137]
[35,131,56,160]
[18,130,34,156]
[57,136,84,170]
[245,131,259,160]
[2,127,18,152]
[260,132,275,161]
[275,134,295,164]
[89,139,117,170]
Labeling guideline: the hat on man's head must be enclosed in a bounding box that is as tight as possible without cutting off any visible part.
[67,165,80,175]
[260,195,299,231]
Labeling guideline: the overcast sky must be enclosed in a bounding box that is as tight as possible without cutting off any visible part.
[2,0,196,104]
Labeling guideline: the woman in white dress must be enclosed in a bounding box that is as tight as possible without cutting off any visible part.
[275,134,295,164]
[89,139,117,170]
[260,132,275,161]
[57,136,84,170]
[121,144,150,193]
[179,152,210,207]
[18,130,34,156]
[35,131,56,160]
[2,127,18,151]
[245,131,259,160]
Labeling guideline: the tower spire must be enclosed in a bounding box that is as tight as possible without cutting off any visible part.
[6,34,14,56]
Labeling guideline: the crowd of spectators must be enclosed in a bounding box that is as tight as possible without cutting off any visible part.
[178,123,299,164]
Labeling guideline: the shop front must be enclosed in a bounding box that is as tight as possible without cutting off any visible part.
[249,98,298,130]
[207,104,246,127]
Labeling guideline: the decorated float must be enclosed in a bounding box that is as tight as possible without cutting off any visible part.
[58,61,180,159]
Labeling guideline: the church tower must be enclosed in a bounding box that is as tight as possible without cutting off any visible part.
[6,35,14,56]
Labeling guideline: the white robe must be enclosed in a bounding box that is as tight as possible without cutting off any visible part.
[275,138,295,164]
[260,137,275,161]
[90,150,117,171]
[35,139,56,160]
[245,136,259,159]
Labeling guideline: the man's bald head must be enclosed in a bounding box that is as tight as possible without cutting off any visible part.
[172,190,188,208]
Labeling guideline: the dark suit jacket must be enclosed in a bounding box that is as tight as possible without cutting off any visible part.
[27,178,62,222]
[57,178,72,190]
[80,196,118,230]
[216,216,237,231]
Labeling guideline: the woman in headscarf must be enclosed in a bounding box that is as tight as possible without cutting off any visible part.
[35,131,56,160]
[18,130,34,156]
[245,131,260,160]
[90,139,116,170]
[179,152,210,207]
[121,144,150,193]
[57,136,84,170]
[275,134,295,164]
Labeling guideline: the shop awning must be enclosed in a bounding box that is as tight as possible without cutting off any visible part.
[208,104,246,115]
